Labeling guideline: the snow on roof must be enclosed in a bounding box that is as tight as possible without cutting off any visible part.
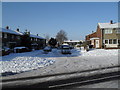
[98,23,120,29]
[1,28,45,39]
[64,40,82,43]
[30,34,45,39]
[1,28,22,35]
[62,43,69,45]
[90,37,99,40]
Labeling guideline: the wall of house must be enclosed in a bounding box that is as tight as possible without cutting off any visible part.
[103,28,120,48]
[96,25,102,48]
[30,37,46,49]
[86,32,97,41]
[103,29,119,39]
[2,32,21,48]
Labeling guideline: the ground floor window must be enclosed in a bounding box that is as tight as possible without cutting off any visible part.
[109,39,112,44]
[105,40,108,44]
[104,39,119,44]
[118,39,120,44]
[113,39,117,44]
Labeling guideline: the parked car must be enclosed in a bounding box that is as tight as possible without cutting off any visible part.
[43,46,52,52]
[61,45,71,54]
[69,46,74,49]
[2,47,11,56]
[14,47,29,53]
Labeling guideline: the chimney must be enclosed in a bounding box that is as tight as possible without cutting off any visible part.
[16,28,19,32]
[6,26,9,30]
[110,20,113,24]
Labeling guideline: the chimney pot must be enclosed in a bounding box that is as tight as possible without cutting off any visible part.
[110,20,113,24]
[6,26,9,29]
[16,28,19,32]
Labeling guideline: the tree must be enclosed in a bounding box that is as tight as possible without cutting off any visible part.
[56,30,68,44]
[21,30,32,49]
[48,38,57,47]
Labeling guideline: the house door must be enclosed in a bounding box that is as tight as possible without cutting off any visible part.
[95,40,99,48]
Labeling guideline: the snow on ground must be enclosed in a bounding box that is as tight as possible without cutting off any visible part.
[0,50,55,73]
[0,47,119,76]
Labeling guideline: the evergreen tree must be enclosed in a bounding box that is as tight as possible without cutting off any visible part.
[48,38,57,47]
[21,30,32,49]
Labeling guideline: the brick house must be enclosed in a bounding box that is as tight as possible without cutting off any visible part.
[86,20,120,49]
[30,34,46,50]
[0,26,22,49]
[1,26,46,50]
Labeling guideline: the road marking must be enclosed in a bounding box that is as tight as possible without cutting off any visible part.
[49,74,120,88]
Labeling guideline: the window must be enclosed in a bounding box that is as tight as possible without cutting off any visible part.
[0,33,2,38]
[105,29,112,34]
[109,39,112,44]
[113,39,117,44]
[17,36,20,40]
[4,33,7,38]
[116,28,120,33]
[105,40,108,44]
[36,38,37,41]
[12,35,14,39]
[118,39,120,44]
[30,38,32,41]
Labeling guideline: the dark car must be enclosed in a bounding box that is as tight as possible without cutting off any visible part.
[2,47,11,56]
[14,47,30,53]
[43,46,52,52]
[61,45,71,54]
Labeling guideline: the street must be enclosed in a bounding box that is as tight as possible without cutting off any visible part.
[2,69,120,89]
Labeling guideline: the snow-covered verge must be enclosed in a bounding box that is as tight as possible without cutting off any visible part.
[0,48,119,77]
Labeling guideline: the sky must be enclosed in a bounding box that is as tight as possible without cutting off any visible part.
[2,2,118,40]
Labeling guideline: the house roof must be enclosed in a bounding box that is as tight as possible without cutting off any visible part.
[0,27,45,39]
[64,40,83,43]
[15,31,45,39]
[1,28,22,35]
[30,34,45,39]
[98,23,120,29]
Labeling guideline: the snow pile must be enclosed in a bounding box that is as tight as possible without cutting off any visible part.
[1,58,55,73]
[0,50,55,74]
[81,49,118,57]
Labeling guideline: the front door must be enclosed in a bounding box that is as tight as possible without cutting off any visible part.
[95,40,99,48]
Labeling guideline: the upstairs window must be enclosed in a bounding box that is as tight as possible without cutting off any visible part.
[36,38,37,41]
[31,38,32,41]
[4,33,7,38]
[116,28,120,33]
[12,35,14,39]
[17,36,20,40]
[105,29,112,34]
